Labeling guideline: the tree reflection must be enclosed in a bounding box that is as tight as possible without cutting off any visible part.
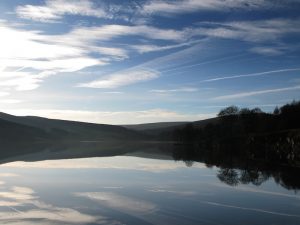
[217,168,270,187]
[217,168,239,186]
[171,142,300,191]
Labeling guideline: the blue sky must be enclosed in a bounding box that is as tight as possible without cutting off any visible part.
[0,0,300,124]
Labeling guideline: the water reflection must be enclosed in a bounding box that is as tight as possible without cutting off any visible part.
[0,140,300,191]
[0,183,100,225]
[171,144,300,191]
[0,142,299,225]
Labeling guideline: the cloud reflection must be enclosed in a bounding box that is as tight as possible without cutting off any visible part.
[0,173,19,177]
[0,186,35,201]
[2,156,206,172]
[75,192,156,214]
[0,184,104,224]
[0,207,98,224]
[148,189,196,196]
[201,201,300,218]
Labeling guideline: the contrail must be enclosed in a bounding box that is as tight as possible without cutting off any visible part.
[6,205,23,214]
[213,85,300,100]
[13,66,27,72]
[202,68,300,82]
[161,53,248,74]
[202,201,300,218]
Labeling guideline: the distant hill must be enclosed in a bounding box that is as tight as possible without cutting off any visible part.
[0,112,145,142]
[123,122,188,131]
[0,117,51,142]
[0,111,219,146]
[123,118,218,137]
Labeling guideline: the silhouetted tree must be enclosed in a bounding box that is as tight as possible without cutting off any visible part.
[251,107,263,114]
[273,106,280,115]
[217,105,239,117]
[239,108,251,115]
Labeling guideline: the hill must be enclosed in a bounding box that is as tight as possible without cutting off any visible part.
[0,112,145,142]
[124,117,218,138]
[123,121,188,131]
[0,118,52,142]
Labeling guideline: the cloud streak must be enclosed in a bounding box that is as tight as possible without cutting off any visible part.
[0,19,192,92]
[78,69,160,89]
[193,19,300,44]
[213,85,300,100]
[16,0,108,22]
[142,0,272,15]
[16,0,276,23]
[150,87,198,93]
[202,68,300,82]
[55,24,186,43]
[0,21,106,91]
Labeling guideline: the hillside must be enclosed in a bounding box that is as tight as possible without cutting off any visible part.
[0,118,51,142]
[0,112,146,142]
[126,117,218,137]
[123,121,188,131]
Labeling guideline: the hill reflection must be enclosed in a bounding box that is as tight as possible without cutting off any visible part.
[0,140,299,191]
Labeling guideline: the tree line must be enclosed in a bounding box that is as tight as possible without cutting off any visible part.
[172,100,300,142]
[166,100,300,166]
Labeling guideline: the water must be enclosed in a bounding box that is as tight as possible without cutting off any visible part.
[0,142,299,225]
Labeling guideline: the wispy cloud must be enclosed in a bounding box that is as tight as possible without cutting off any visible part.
[16,0,108,22]
[0,21,106,91]
[56,24,186,43]
[5,7,300,95]
[202,68,300,82]
[142,0,272,15]
[0,92,10,97]
[78,69,159,89]
[0,73,43,91]
[250,46,287,56]
[130,40,199,54]
[213,85,300,100]
[0,19,191,92]
[150,87,198,93]
[1,21,186,92]
[194,19,300,43]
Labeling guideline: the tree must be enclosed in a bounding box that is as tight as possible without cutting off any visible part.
[251,107,263,114]
[217,105,239,117]
[239,108,251,115]
[273,106,280,115]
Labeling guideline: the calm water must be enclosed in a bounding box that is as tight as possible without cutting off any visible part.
[0,143,299,225]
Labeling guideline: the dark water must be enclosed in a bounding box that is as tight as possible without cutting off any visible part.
[0,142,299,225]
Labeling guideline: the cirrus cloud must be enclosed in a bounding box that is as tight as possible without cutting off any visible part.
[16,0,108,22]
[78,69,160,89]
[142,0,273,15]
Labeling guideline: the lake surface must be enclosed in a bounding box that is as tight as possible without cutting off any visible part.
[0,143,299,225]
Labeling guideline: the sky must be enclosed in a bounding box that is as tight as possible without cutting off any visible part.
[0,0,300,124]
